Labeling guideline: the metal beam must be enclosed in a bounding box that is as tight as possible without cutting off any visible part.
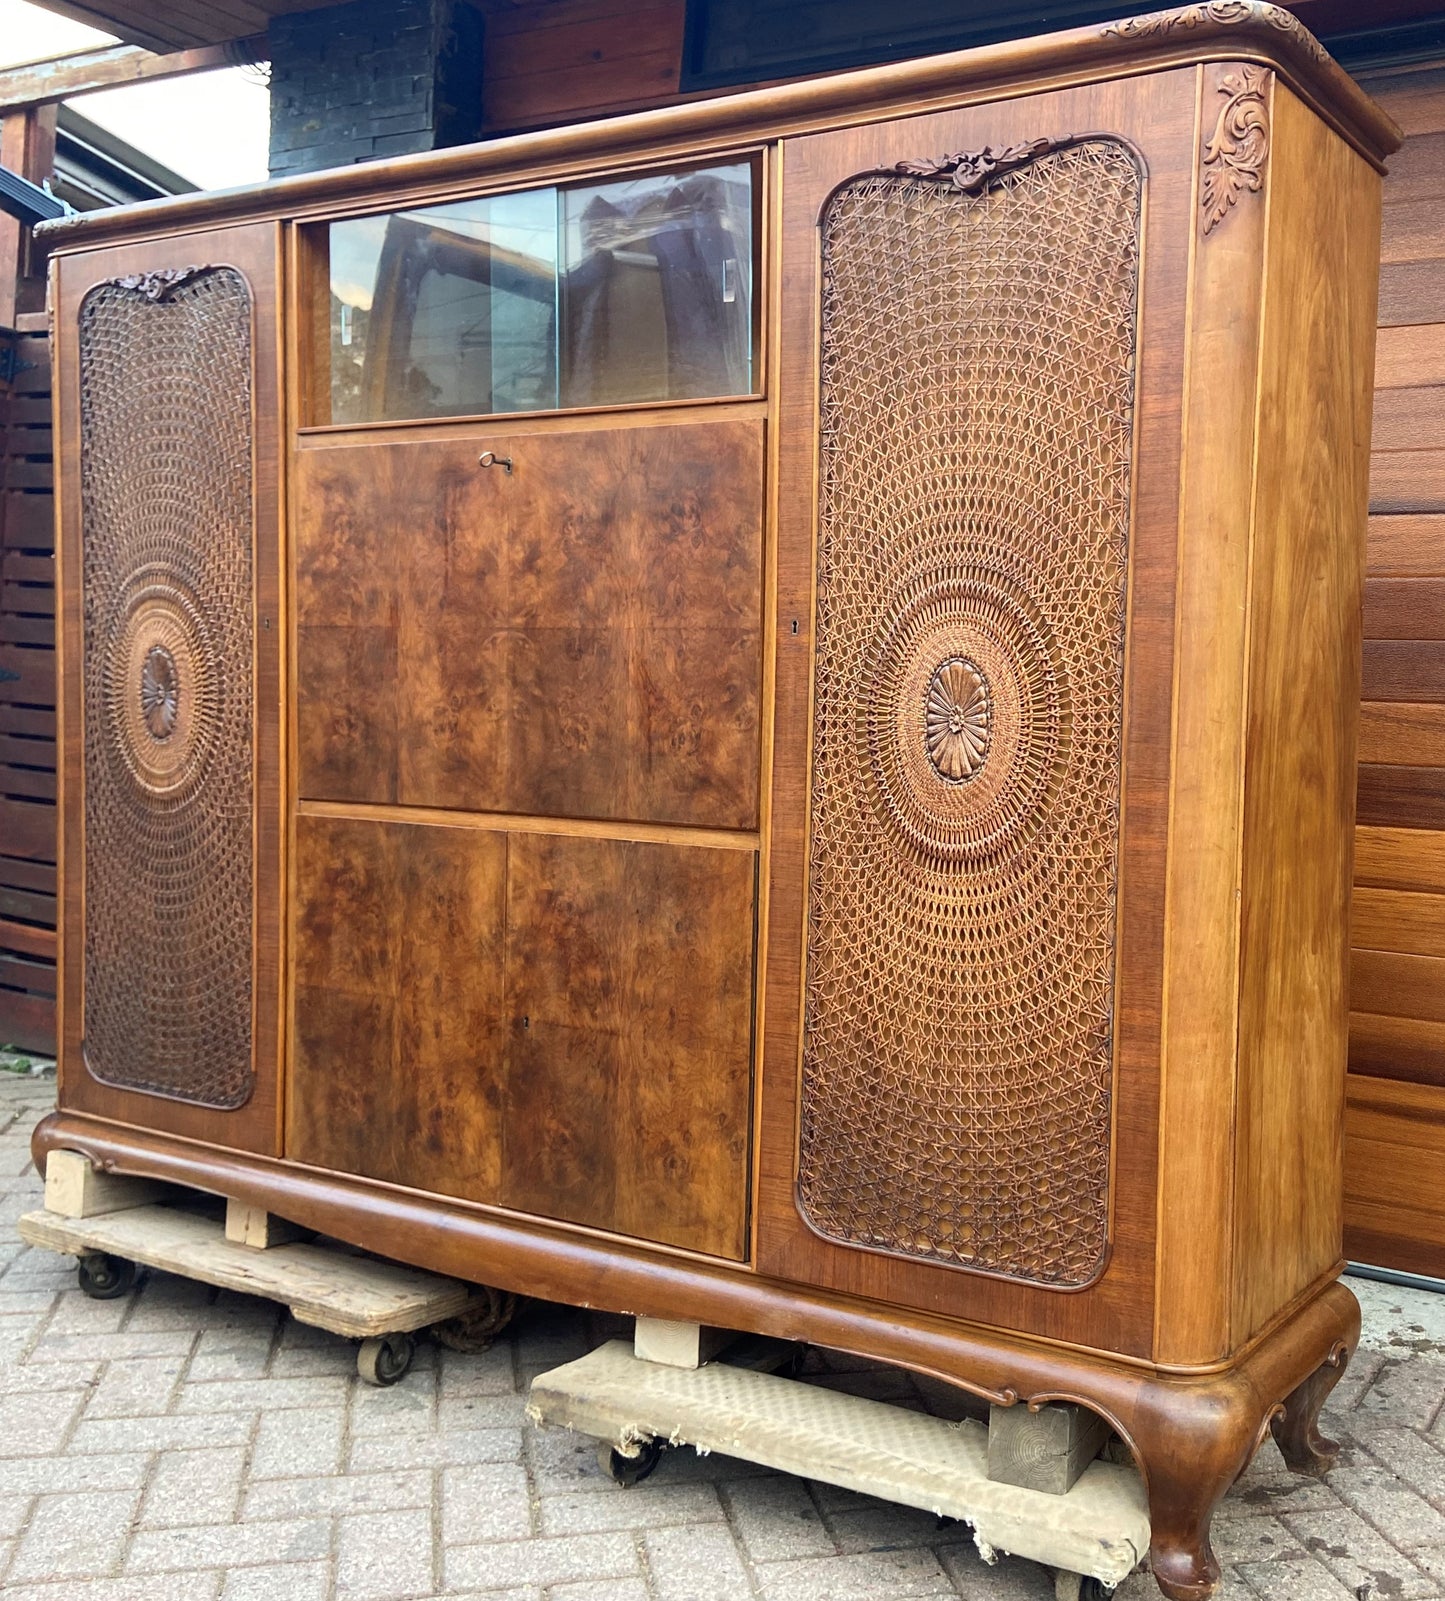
[0,38,267,114]
[0,163,65,227]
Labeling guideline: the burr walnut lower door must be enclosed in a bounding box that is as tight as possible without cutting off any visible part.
[288,815,756,1260]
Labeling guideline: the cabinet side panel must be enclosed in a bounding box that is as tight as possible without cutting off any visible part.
[1232,86,1380,1344]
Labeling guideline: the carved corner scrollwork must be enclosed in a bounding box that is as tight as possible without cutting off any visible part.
[1201,66,1271,234]
[1102,2,1331,69]
[108,265,218,302]
[890,137,1060,195]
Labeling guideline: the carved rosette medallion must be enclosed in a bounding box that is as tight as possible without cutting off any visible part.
[925,658,991,783]
[140,644,179,740]
[1202,66,1271,233]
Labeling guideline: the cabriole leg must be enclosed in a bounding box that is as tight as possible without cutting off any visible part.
[1270,1342,1350,1478]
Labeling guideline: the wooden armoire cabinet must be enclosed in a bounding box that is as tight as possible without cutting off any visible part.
[34,6,1398,1595]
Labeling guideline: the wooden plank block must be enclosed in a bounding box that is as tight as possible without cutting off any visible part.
[1357,764,1445,830]
[1368,514,1445,576]
[0,644,53,705]
[1375,323,1445,389]
[1359,67,1445,137]
[1371,450,1445,514]
[1,583,55,618]
[1360,703,1445,765]
[0,855,54,893]
[0,883,53,926]
[1364,579,1445,639]
[0,704,53,739]
[0,918,54,960]
[1349,1010,1445,1087]
[1362,640,1445,701]
[633,1318,732,1370]
[44,1149,163,1219]
[0,615,55,648]
[1,461,51,493]
[0,951,55,997]
[1378,129,1445,204]
[1382,196,1445,265]
[1344,1073,1445,1273]
[0,496,53,553]
[3,426,53,459]
[987,1402,1110,1497]
[529,1341,1149,1585]
[0,397,50,428]
[0,765,55,802]
[1351,948,1445,1024]
[224,1199,308,1249]
[1378,259,1445,328]
[15,1205,478,1338]
[0,732,52,769]
[1351,886,1445,956]
[0,989,54,1053]
[1356,825,1445,893]
[1372,387,1445,452]
[0,802,53,863]
[0,554,52,584]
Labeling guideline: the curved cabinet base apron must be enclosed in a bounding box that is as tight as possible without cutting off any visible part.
[33,1114,1358,1601]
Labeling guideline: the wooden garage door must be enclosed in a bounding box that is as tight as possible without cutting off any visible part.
[1348,63,1445,1279]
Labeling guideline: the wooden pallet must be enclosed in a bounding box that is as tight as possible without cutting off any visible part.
[528,1339,1150,1594]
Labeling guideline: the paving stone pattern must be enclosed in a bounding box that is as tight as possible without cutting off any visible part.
[2,1073,1443,1600]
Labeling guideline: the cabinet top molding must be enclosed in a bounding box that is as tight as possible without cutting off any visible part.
[37,0,1398,255]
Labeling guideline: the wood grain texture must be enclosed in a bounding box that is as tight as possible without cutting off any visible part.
[289,816,755,1259]
[1351,886,1445,957]
[288,813,509,1205]
[1362,640,1445,701]
[1356,824,1445,892]
[1351,948,1445,1024]
[296,419,764,831]
[761,72,1193,1362]
[1359,702,1445,763]
[1349,1011,1445,1088]
[1357,764,1445,829]
[1231,83,1377,1347]
[1343,1075,1445,1276]
[502,832,755,1258]
[1368,515,1445,575]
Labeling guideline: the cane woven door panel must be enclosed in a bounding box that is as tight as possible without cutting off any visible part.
[56,226,283,1153]
[798,140,1142,1287]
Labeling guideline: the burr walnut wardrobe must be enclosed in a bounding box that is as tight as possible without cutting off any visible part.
[33,6,1397,1594]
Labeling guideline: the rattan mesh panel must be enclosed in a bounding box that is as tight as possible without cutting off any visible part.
[798,140,1141,1286]
[79,267,255,1108]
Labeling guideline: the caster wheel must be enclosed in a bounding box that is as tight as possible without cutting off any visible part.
[597,1437,663,1486]
[357,1332,415,1387]
[77,1252,135,1300]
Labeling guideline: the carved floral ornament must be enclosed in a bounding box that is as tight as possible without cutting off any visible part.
[891,138,1059,195]
[1201,66,1271,233]
[108,265,217,302]
[1102,1,1331,68]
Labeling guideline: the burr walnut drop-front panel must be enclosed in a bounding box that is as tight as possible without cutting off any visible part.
[295,419,764,829]
[798,139,1142,1286]
[77,267,257,1109]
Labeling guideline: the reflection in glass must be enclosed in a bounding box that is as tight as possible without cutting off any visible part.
[325,162,754,425]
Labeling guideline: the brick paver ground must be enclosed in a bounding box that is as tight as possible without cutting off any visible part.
[2,1070,1443,1600]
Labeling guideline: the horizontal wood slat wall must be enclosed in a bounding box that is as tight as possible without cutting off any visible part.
[0,312,55,1055]
[1350,64,1445,1274]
